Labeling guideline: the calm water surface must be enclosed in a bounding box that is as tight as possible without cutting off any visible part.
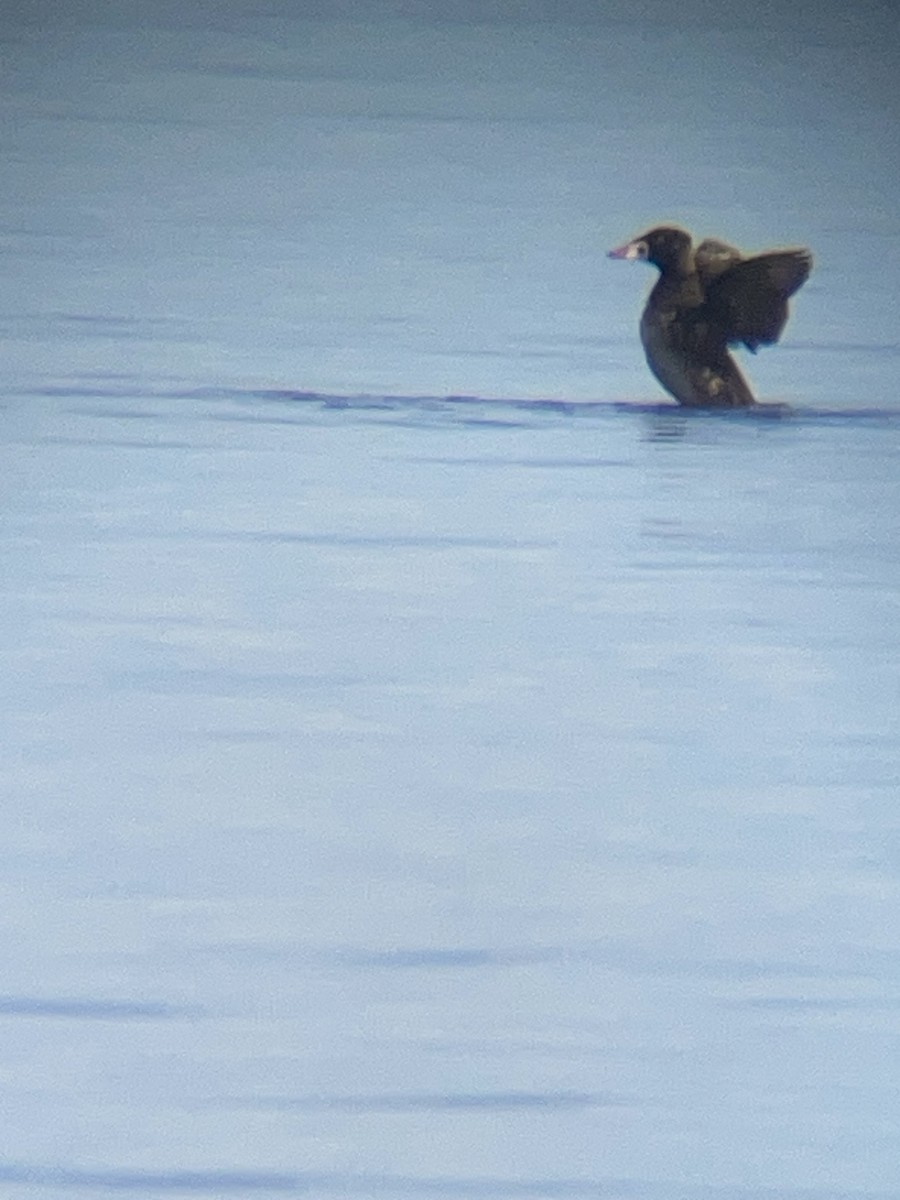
[1,2,899,1197]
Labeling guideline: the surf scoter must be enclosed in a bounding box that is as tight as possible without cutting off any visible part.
[608,226,812,408]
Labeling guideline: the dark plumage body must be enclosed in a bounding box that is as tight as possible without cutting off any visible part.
[609,226,812,408]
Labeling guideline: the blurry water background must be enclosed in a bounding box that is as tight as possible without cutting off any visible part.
[1,1,899,1196]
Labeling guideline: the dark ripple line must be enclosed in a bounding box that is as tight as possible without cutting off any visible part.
[36,437,195,450]
[0,1163,887,1199]
[327,942,889,985]
[23,383,900,423]
[340,946,559,969]
[397,455,633,468]
[724,996,900,1012]
[0,996,191,1020]
[139,531,550,550]
[233,1090,630,1112]
[174,388,900,423]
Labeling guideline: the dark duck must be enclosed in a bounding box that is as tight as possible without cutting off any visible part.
[608,226,812,408]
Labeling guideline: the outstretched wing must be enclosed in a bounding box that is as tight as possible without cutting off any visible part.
[705,249,813,352]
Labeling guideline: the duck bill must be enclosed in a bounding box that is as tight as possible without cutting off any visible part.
[608,240,643,260]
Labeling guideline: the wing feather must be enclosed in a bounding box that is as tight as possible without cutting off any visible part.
[704,249,813,351]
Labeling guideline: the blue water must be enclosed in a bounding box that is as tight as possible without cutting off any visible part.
[2,3,899,1198]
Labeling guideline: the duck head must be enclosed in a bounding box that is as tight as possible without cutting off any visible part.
[608,226,692,273]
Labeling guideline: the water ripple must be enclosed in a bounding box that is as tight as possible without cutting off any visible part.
[0,1163,886,1198]
[0,996,192,1020]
